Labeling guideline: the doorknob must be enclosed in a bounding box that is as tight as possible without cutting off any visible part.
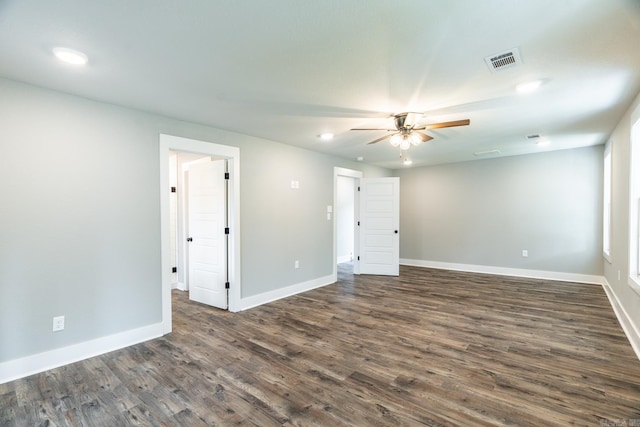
[187,237,193,242]
[394,230,398,234]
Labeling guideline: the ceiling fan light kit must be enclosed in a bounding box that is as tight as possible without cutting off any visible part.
[350,113,470,158]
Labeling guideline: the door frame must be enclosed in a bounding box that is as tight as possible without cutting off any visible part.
[160,134,241,334]
[333,167,362,280]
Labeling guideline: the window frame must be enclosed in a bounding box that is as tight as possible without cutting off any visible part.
[629,117,640,294]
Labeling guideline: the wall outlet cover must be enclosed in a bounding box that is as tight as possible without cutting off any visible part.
[52,315,65,332]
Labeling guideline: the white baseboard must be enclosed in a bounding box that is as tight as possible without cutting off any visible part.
[400,258,603,285]
[0,322,163,385]
[601,278,640,361]
[337,255,352,264]
[173,282,187,291]
[238,274,335,311]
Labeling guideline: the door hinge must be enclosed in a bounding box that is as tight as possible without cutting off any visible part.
[224,227,230,235]
[171,186,176,193]
[225,282,230,289]
[172,266,177,273]
[358,186,360,191]
[224,172,230,180]
[357,221,360,226]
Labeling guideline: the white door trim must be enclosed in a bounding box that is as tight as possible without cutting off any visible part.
[160,134,241,335]
[333,167,363,280]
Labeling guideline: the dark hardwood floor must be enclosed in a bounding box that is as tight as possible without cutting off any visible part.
[2,264,640,426]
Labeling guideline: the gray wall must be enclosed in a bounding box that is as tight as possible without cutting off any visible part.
[0,77,389,363]
[394,146,604,275]
[604,90,640,333]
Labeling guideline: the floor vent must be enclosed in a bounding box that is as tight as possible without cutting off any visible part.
[485,48,522,73]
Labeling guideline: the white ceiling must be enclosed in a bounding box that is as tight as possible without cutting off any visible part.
[1,0,639,169]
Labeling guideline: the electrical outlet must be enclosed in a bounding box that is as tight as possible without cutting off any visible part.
[522,250,528,257]
[295,260,300,269]
[52,316,65,332]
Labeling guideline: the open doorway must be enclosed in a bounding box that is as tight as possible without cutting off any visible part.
[333,167,362,280]
[169,152,229,309]
[336,175,356,264]
[160,134,241,334]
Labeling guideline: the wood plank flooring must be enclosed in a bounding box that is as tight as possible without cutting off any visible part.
[2,264,640,426]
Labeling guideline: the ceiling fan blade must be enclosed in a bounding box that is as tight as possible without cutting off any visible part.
[350,128,395,131]
[367,133,396,145]
[414,119,470,131]
[403,112,423,128]
[416,132,434,142]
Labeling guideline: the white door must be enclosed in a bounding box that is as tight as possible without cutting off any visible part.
[357,177,400,276]
[187,159,228,309]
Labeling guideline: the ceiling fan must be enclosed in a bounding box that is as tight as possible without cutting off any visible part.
[351,112,470,151]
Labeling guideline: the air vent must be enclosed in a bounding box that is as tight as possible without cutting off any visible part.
[485,48,522,73]
[526,134,540,140]
[473,149,501,157]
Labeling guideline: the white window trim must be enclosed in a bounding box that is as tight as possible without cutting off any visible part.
[629,116,640,295]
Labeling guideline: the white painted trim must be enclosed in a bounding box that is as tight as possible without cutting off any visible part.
[602,278,640,361]
[333,167,363,281]
[337,255,352,264]
[238,274,335,311]
[628,275,640,297]
[0,323,163,385]
[174,282,187,291]
[159,134,242,330]
[400,258,603,285]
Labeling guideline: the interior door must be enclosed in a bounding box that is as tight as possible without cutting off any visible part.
[357,177,400,276]
[187,159,228,309]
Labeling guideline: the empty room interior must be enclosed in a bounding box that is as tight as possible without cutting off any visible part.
[2,1,640,425]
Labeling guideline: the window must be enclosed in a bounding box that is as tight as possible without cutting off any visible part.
[603,141,612,261]
[629,118,640,290]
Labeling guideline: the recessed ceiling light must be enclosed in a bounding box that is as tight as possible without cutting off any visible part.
[356,156,364,162]
[319,133,334,140]
[53,47,88,66]
[536,138,551,146]
[516,80,543,94]
[403,158,413,166]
